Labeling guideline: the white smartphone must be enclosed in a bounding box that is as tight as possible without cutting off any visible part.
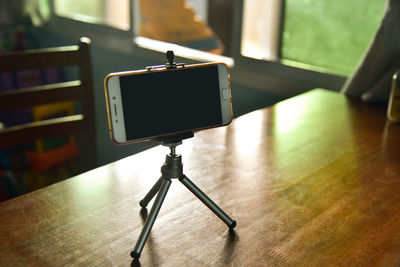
[104,62,232,144]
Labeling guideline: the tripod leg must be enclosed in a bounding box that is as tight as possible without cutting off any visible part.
[131,178,171,260]
[179,175,236,229]
[139,177,163,208]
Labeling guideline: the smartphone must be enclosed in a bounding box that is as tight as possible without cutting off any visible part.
[104,62,232,144]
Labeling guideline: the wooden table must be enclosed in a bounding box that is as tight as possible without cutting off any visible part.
[1,89,400,266]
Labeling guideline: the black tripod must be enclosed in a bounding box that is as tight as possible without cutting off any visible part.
[130,132,236,260]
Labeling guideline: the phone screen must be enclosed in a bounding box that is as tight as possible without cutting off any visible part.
[119,65,223,140]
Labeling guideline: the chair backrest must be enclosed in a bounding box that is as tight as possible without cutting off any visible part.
[0,37,96,172]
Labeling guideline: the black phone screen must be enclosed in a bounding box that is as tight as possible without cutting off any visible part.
[119,65,223,140]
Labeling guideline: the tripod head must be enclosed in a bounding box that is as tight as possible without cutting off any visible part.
[153,131,194,156]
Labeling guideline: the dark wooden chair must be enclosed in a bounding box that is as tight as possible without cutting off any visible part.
[0,37,96,179]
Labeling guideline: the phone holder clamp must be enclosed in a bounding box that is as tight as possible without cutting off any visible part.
[146,50,185,71]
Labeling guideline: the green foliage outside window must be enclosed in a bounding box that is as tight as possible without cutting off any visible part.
[282,0,387,76]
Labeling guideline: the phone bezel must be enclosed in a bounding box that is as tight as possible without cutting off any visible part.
[217,64,232,125]
[105,75,126,143]
[104,62,233,144]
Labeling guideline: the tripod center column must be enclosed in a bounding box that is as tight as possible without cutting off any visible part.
[162,153,183,179]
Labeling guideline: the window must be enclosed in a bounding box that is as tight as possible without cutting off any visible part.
[133,0,234,66]
[241,0,387,76]
[241,1,282,61]
[54,0,130,31]
[134,0,218,52]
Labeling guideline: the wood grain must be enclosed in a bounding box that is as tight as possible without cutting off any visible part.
[1,89,399,266]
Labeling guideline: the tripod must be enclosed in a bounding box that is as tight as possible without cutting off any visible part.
[130,132,236,260]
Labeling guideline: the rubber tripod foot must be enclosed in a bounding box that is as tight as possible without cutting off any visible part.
[229,220,237,229]
[130,250,140,260]
[139,200,146,208]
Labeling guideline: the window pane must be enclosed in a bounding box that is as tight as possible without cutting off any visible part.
[54,0,130,31]
[282,0,386,75]
[241,0,282,61]
[137,0,224,54]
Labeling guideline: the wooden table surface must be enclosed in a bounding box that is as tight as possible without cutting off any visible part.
[1,89,400,266]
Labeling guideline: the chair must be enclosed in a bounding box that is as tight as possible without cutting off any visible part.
[0,37,96,182]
